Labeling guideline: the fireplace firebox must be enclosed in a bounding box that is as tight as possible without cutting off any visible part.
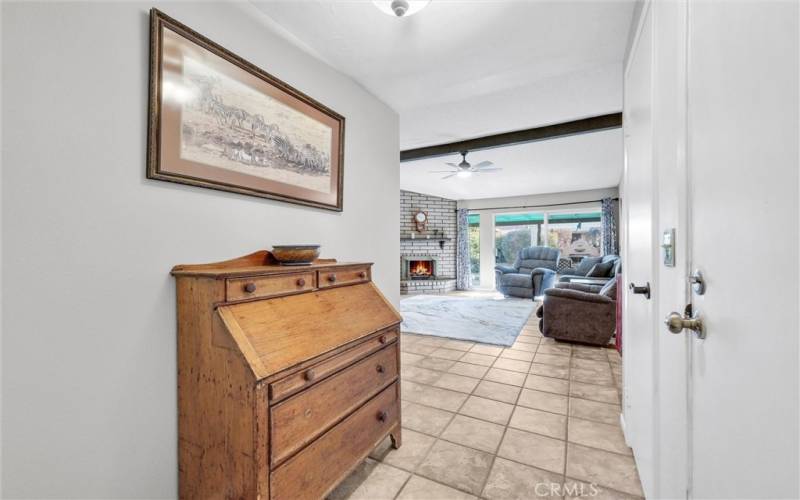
[401,256,438,280]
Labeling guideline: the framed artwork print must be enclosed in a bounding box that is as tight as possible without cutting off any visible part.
[147,9,345,211]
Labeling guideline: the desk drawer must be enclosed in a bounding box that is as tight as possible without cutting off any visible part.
[318,266,370,288]
[226,272,315,301]
[270,383,399,500]
[270,344,398,466]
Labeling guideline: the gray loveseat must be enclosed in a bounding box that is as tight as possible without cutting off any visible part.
[495,246,560,299]
[559,254,620,284]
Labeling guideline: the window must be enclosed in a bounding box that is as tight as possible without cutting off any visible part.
[546,211,602,264]
[493,212,545,265]
[467,214,481,286]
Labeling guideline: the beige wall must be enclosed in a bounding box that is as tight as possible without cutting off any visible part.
[0,2,399,497]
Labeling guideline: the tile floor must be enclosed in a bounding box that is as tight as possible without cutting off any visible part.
[330,307,643,500]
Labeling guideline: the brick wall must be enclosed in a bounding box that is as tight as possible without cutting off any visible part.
[400,190,457,293]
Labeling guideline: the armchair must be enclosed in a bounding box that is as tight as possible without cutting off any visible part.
[536,280,617,345]
[559,255,620,284]
[495,246,560,299]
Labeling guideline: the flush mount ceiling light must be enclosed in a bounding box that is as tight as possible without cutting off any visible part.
[373,0,430,17]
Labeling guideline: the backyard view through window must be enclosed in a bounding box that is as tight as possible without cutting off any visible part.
[492,213,545,265]
[547,212,602,264]
[468,217,480,286]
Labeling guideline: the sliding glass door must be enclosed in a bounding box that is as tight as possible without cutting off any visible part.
[546,211,602,264]
[493,212,545,265]
[467,214,481,286]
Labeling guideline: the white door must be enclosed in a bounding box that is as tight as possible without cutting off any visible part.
[621,4,657,496]
[685,1,799,497]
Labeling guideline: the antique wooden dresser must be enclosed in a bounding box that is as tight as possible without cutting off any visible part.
[172,250,402,499]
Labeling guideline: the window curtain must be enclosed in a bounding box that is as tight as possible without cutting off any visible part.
[455,208,471,290]
[601,197,619,255]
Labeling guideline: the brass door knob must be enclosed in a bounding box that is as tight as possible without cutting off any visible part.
[664,311,705,338]
[303,369,316,381]
[296,277,306,287]
[244,282,257,293]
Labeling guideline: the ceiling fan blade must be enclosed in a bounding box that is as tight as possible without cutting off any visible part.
[441,173,458,179]
[445,162,459,168]
[476,167,502,172]
[429,170,458,173]
[472,160,494,169]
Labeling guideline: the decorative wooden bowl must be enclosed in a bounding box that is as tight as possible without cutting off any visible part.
[271,245,321,265]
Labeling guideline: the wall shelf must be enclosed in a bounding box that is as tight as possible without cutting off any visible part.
[400,234,451,249]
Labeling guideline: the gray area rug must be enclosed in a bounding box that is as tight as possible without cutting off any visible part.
[400,295,536,346]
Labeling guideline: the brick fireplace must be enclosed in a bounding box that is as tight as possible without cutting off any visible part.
[400,190,457,295]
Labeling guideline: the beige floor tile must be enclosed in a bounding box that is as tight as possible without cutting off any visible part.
[524,374,569,395]
[517,388,568,415]
[568,398,621,426]
[402,402,454,436]
[515,335,540,345]
[460,352,498,367]
[448,362,490,379]
[430,348,467,361]
[416,337,449,347]
[433,373,481,394]
[536,344,572,356]
[470,344,504,356]
[403,343,438,356]
[328,459,410,500]
[416,440,493,495]
[567,418,631,455]
[402,381,468,412]
[370,429,436,472]
[484,368,527,387]
[534,353,571,368]
[530,363,569,379]
[570,381,619,404]
[402,365,444,385]
[492,357,531,373]
[572,349,608,361]
[441,339,476,351]
[571,358,610,370]
[571,367,614,386]
[416,357,457,372]
[509,406,567,439]
[401,352,425,366]
[482,457,564,500]
[441,414,506,453]
[396,475,478,500]
[500,349,534,362]
[459,395,514,425]
[473,380,521,404]
[497,428,566,474]
[566,443,643,497]
[509,341,537,352]
[563,478,644,500]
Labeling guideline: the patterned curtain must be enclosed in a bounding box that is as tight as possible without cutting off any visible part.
[455,209,472,290]
[601,198,619,255]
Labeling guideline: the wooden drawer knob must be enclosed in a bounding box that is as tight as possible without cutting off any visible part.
[377,410,388,423]
[328,274,337,283]
[303,369,316,382]
[376,364,385,374]
[296,277,306,287]
[379,335,387,344]
[359,271,367,279]
[244,282,257,293]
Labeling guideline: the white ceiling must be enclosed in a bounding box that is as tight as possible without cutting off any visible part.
[399,128,623,200]
[249,0,633,199]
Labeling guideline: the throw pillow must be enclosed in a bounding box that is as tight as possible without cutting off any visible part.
[575,256,602,276]
[587,260,615,277]
[599,279,618,298]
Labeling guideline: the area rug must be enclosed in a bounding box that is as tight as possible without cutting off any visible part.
[400,295,536,346]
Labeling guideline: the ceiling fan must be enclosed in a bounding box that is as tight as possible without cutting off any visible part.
[430,151,502,179]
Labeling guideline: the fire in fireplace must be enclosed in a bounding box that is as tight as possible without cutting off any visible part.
[408,259,435,279]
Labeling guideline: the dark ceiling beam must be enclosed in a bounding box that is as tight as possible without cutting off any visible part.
[400,112,622,162]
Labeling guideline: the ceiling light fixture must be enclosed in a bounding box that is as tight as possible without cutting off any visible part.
[456,170,472,179]
[373,0,430,17]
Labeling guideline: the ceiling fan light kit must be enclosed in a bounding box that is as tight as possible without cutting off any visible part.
[373,0,431,17]
[429,151,502,180]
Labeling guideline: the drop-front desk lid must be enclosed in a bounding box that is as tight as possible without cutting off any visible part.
[216,282,401,381]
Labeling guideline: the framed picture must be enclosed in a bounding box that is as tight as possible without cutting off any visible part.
[147,9,345,211]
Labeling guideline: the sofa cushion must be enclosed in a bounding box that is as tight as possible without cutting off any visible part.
[502,273,534,289]
[599,279,618,299]
[575,256,602,276]
[587,260,615,277]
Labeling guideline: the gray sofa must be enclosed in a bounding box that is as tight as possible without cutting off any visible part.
[559,254,620,284]
[495,246,560,299]
[536,280,618,346]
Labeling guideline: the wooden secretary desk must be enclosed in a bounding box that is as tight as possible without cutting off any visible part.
[172,251,402,499]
